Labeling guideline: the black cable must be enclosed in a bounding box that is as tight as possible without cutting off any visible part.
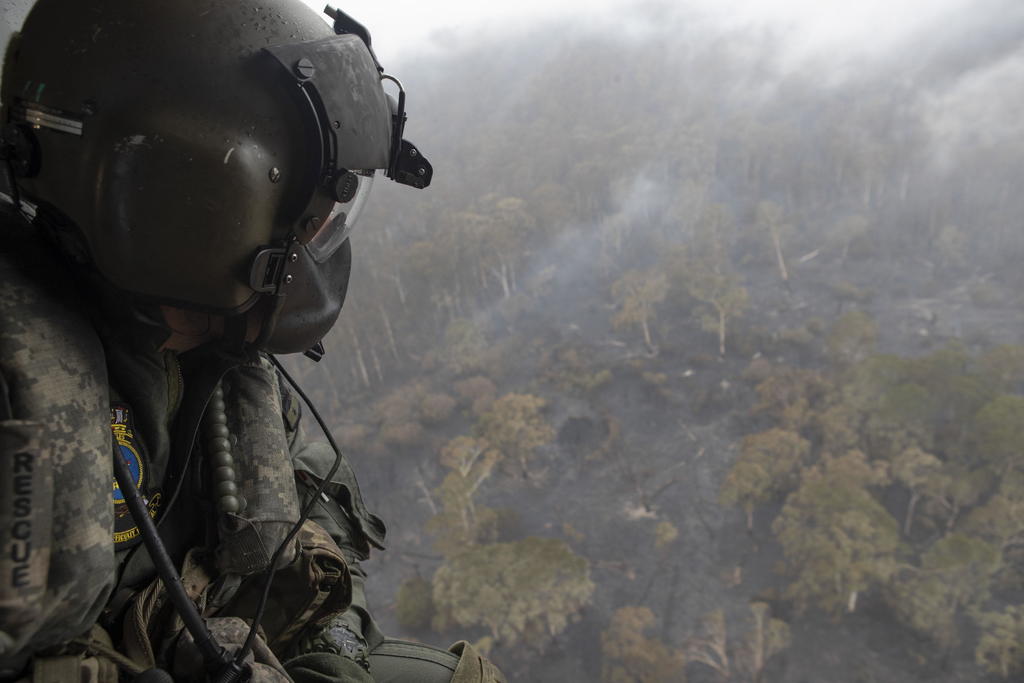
[235,354,346,662]
[156,363,233,531]
[112,441,247,680]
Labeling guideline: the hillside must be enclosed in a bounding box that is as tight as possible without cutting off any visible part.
[288,5,1024,680]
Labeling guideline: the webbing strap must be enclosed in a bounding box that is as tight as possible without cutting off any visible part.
[31,655,80,683]
[32,653,121,683]
[372,640,459,670]
[449,641,507,683]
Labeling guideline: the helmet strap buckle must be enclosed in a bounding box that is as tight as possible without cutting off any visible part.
[248,245,296,295]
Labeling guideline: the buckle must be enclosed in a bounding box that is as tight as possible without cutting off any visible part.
[249,247,289,294]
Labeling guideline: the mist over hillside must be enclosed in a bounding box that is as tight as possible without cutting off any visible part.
[0,0,1022,679]
[354,0,1024,339]
[289,3,1024,681]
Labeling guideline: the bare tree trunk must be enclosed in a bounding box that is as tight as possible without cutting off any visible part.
[460,504,473,540]
[904,492,920,536]
[440,292,455,322]
[749,605,766,682]
[498,254,513,297]
[641,315,654,352]
[718,307,727,356]
[380,306,400,361]
[769,222,790,284]
[389,272,407,308]
[369,344,384,383]
[453,280,465,317]
[415,475,438,515]
[490,264,511,299]
[348,355,359,387]
[349,327,371,388]
[518,451,531,481]
[944,498,961,531]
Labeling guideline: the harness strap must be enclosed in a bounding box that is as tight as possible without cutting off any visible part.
[69,629,146,677]
[270,521,349,651]
[217,519,351,656]
[121,548,216,671]
[32,625,139,683]
[449,641,508,683]
[30,656,82,683]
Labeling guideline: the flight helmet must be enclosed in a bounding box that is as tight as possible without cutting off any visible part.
[1,0,431,354]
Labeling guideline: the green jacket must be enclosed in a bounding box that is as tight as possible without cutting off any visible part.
[0,214,384,679]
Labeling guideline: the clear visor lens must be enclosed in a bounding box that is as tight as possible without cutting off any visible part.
[308,170,375,263]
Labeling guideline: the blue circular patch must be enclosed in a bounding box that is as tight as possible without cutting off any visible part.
[110,402,161,550]
[112,443,143,504]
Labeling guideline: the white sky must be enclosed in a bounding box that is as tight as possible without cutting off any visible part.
[300,0,632,63]
[0,0,990,71]
[302,0,979,66]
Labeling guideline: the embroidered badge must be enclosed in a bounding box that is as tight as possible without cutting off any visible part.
[110,403,162,550]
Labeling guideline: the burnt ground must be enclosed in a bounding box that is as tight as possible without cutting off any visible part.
[319,246,1022,682]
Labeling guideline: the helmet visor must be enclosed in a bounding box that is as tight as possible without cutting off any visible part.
[307,169,375,263]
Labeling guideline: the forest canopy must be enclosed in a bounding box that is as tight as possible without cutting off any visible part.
[284,3,1024,680]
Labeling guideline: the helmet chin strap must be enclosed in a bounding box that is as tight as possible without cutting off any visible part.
[221,310,254,360]
[252,293,286,350]
[250,291,329,362]
[218,294,326,361]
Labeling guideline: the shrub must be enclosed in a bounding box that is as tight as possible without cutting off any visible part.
[335,423,370,450]
[379,421,425,447]
[454,376,497,416]
[420,392,457,424]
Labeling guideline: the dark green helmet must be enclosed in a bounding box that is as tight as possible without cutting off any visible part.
[1,0,431,353]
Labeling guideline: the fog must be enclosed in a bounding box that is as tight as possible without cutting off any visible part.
[316,3,1024,681]
[3,0,1024,680]
[308,0,994,63]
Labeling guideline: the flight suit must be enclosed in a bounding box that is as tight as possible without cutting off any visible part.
[0,214,498,681]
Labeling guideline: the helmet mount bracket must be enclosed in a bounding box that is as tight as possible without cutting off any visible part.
[324,5,380,71]
[321,5,433,187]
[380,75,433,189]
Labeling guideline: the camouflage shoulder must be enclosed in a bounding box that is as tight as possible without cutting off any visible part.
[0,214,116,667]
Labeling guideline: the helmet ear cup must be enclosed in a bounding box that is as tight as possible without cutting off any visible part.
[0,123,40,178]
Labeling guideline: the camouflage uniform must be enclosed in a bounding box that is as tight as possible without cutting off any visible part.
[0,214,501,681]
